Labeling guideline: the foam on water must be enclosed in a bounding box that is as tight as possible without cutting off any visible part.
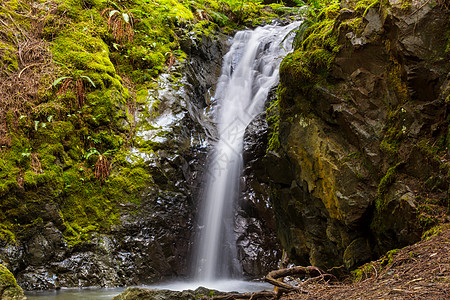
[145,279,272,293]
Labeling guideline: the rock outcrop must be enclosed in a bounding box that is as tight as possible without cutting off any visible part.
[1,24,285,289]
[268,0,449,271]
[238,110,283,278]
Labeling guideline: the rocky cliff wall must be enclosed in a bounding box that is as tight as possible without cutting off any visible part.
[266,0,449,271]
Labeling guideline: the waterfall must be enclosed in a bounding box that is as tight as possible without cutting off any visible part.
[194,21,300,282]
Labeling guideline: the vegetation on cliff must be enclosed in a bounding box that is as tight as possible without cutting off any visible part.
[0,0,291,248]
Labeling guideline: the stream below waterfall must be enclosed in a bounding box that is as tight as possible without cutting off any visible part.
[25,281,272,299]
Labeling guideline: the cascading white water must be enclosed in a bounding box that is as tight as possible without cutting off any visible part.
[194,21,301,282]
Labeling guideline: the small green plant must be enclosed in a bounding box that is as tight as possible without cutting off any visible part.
[266,98,281,152]
[375,164,399,210]
[101,1,134,43]
[84,148,114,182]
[421,224,447,241]
[352,262,375,282]
[380,248,400,267]
[53,74,96,108]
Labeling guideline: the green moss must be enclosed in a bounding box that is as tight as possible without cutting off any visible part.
[386,54,409,105]
[380,248,400,266]
[375,164,398,210]
[421,224,449,241]
[352,247,400,281]
[266,97,281,152]
[340,16,365,35]
[0,0,274,247]
[354,0,380,15]
[0,264,25,298]
[379,107,408,157]
[351,262,375,281]
[400,0,412,10]
[0,224,15,244]
[278,0,340,93]
[0,41,18,74]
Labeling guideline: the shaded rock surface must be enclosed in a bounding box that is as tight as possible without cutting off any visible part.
[268,0,449,271]
[237,100,283,278]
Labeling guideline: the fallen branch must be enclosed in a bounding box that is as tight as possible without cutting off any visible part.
[265,266,336,293]
[210,291,276,299]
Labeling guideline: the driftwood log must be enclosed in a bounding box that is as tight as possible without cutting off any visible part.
[211,266,336,300]
[265,266,336,293]
[210,291,276,299]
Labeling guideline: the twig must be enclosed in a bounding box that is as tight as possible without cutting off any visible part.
[18,63,41,78]
[372,264,378,279]
[409,0,431,17]
[210,291,276,300]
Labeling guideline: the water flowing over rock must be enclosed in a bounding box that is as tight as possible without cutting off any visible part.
[193,22,300,281]
[268,1,449,271]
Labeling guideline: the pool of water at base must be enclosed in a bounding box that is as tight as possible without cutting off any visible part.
[25,280,272,299]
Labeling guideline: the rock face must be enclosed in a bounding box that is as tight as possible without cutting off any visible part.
[237,110,283,278]
[113,287,196,300]
[269,0,449,271]
[113,286,231,300]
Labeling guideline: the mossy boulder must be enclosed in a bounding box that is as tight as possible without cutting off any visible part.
[0,264,26,300]
[113,287,196,300]
[113,286,236,300]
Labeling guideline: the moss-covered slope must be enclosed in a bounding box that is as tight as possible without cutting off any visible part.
[0,264,26,300]
[0,0,284,248]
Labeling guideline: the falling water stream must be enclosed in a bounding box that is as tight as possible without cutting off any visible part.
[194,21,300,283]
[24,22,299,299]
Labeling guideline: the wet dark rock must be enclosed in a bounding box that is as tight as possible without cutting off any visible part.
[1,31,228,290]
[237,112,282,278]
[113,287,195,300]
[269,1,449,271]
[3,25,281,290]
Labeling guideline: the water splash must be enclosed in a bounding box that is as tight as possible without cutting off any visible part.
[194,21,300,282]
